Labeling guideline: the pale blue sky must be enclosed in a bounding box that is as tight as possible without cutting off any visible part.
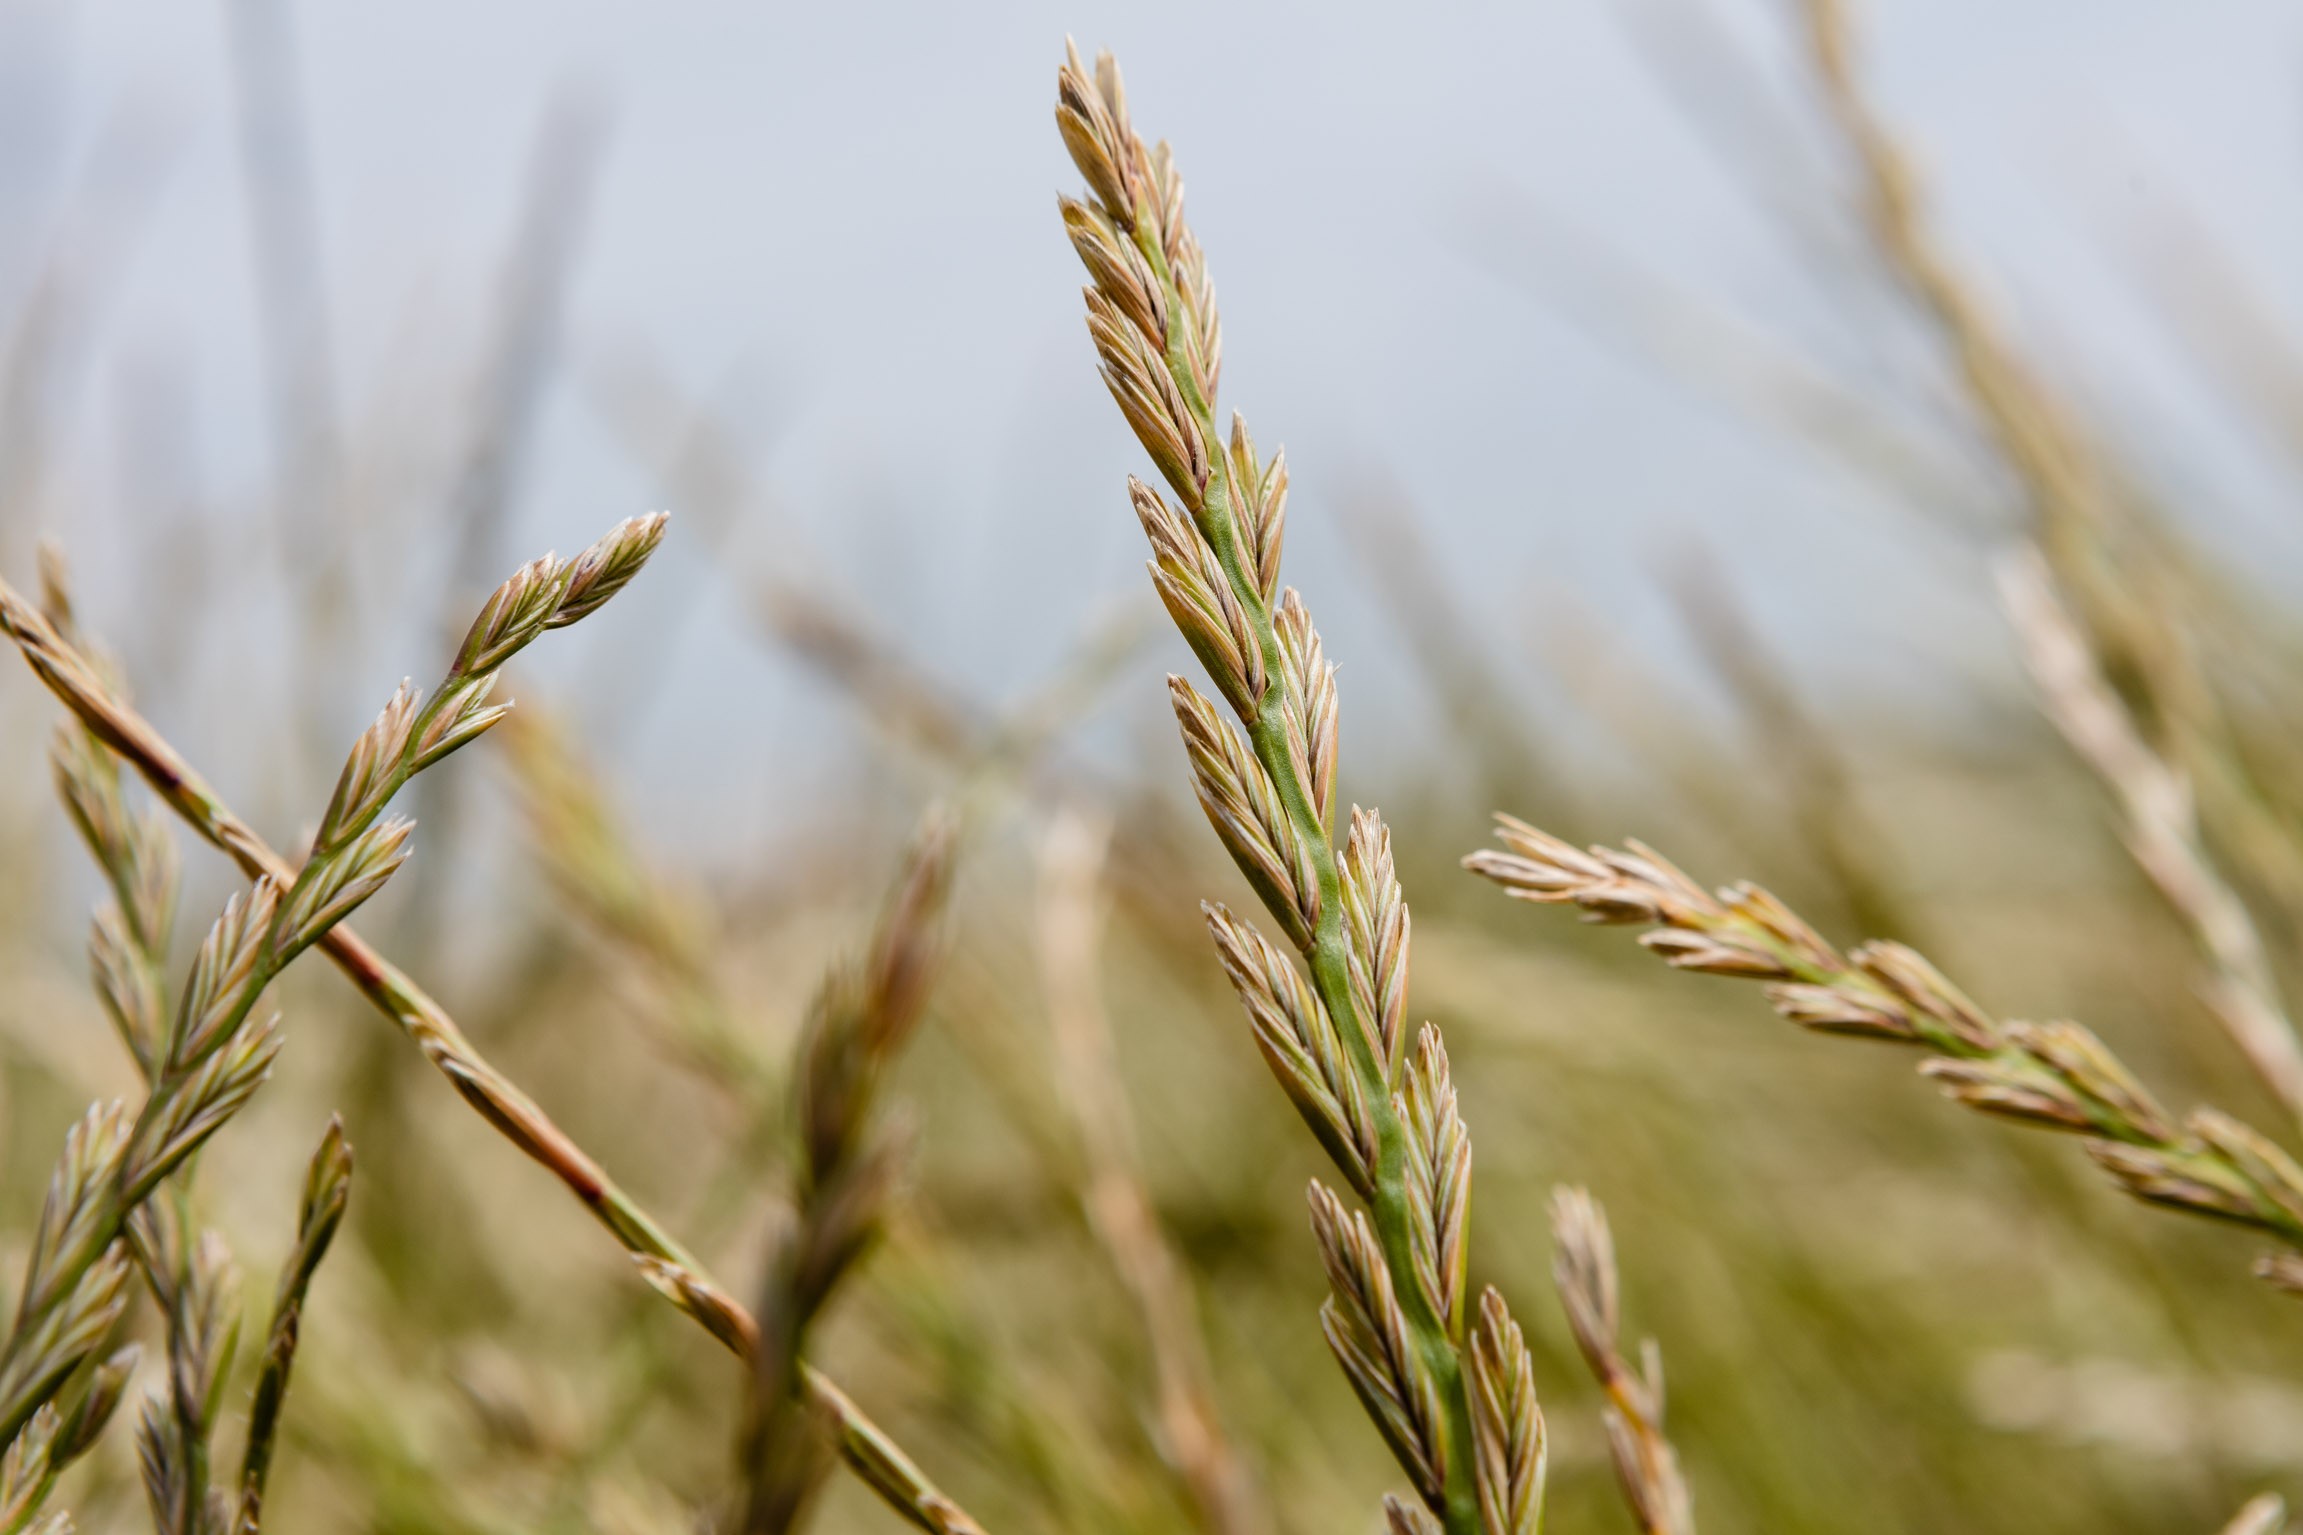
[6,0,2303,850]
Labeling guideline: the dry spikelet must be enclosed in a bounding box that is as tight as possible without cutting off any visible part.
[1551,1188,1691,1535]
[1171,679,1320,949]
[2006,1020,2177,1142]
[51,727,180,951]
[314,681,420,852]
[1063,196,1166,346]
[1227,415,1285,604]
[1308,1183,1448,1506]
[1341,808,1411,1075]
[54,1345,136,1466]
[456,551,570,676]
[1055,39,1138,227]
[1384,1497,1443,1535]
[1273,591,1337,820]
[409,671,509,772]
[1134,478,1264,718]
[1717,882,1838,971]
[1918,1055,2097,1133]
[1205,904,1375,1199]
[1850,940,1999,1053]
[168,883,281,1073]
[1398,1026,1470,1334]
[2085,1139,2262,1224]
[1467,1289,1545,1535]
[16,1103,132,1325]
[552,511,671,629]
[0,1243,132,1447]
[90,905,165,1077]
[2188,1111,2303,1231]
[272,816,415,960]
[130,1205,243,1535]
[1637,927,1789,980]
[1761,980,1912,1042]
[1088,289,1206,506]
[124,1016,284,1203]
[1551,1188,1619,1382]
[0,1406,61,1528]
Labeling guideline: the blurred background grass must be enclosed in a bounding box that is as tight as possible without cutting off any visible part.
[5,0,2303,1530]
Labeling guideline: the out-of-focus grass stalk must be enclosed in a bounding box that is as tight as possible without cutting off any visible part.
[0,525,986,1535]
[1794,0,2303,1088]
[743,814,957,1534]
[510,713,1146,1535]
[1036,806,1260,1535]
[509,609,1200,1533]
[1998,549,2303,1119]
[1550,1188,1683,1535]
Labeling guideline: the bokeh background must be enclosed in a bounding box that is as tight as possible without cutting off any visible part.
[5,0,2303,1530]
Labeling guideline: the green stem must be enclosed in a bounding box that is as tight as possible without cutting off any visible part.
[1136,228,1481,1534]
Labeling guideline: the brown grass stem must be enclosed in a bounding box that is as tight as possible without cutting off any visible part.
[1036,806,1261,1535]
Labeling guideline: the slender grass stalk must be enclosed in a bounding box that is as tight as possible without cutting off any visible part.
[1549,1189,1683,1535]
[1465,816,2303,1292]
[44,559,352,1535]
[744,812,956,1535]
[0,523,986,1535]
[1054,45,1543,1535]
[1997,549,2303,1117]
[512,702,1135,1535]
[1794,0,2303,1110]
[0,521,682,1462]
[234,1118,352,1535]
[1036,806,1260,1535]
